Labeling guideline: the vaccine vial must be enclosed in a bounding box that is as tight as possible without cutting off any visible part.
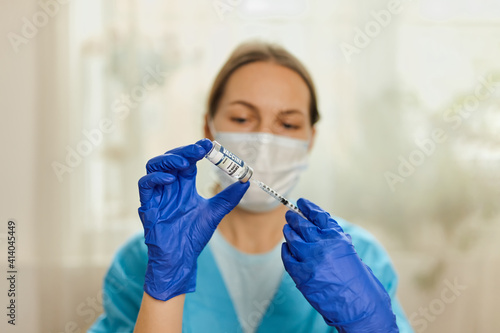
[205,140,253,183]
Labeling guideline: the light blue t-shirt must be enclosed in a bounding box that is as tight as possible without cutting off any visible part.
[88,217,414,332]
[210,230,284,333]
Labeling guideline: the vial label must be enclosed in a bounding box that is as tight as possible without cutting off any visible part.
[221,147,243,167]
[205,140,253,183]
[218,155,242,176]
[218,146,247,178]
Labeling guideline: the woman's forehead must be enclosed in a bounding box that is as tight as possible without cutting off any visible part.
[221,62,310,111]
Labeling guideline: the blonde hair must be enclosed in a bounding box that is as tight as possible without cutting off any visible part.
[207,41,320,126]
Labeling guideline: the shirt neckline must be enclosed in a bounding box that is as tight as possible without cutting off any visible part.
[211,229,284,264]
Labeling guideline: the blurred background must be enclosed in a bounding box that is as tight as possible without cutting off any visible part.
[1,0,500,332]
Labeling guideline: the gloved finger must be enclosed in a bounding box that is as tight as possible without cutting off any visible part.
[163,142,209,164]
[283,224,313,262]
[297,198,344,233]
[281,243,314,286]
[146,154,190,175]
[281,242,301,273]
[296,198,331,229]
[207,181,250,225]
[138,172,177,206]
[175,140,213,178]
[195,138,213,152]
[147,143,208,175]
[167,141,210,178]
[285,210,321,243]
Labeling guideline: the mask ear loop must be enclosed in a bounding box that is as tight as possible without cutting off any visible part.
[306,126,316,152]
[207,118,218,139]
[205,118,223,195]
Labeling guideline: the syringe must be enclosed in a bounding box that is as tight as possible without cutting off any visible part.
[204,139,306,219]
[252,179,306,219]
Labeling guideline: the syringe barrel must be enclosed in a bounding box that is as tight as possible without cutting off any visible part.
[205,140,253,183]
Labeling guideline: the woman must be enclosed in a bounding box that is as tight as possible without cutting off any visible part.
[89,41,413,333]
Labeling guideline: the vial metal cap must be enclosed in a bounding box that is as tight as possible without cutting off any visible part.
[239,166,253,183]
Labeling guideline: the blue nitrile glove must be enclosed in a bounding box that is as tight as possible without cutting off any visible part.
[138,139,249,301]
[282,198,398,333]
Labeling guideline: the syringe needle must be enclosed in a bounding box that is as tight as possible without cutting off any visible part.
[252,180,306,219]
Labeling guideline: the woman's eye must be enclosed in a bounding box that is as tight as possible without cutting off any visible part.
[231,117,248,124]
[282,122,300,130]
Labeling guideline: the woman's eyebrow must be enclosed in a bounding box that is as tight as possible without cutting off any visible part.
[277,109,307,118]
[278,109,306,117]
[229,100,258,113]
[228,101,305,117]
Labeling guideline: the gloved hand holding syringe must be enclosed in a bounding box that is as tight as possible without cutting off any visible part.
[205,140,306,219]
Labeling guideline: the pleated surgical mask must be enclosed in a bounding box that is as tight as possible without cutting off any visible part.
[210,129,310,213]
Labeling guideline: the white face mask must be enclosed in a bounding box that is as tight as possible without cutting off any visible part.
[211,129,310,213]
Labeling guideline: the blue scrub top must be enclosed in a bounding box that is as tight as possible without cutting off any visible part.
[88,218,413,332]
